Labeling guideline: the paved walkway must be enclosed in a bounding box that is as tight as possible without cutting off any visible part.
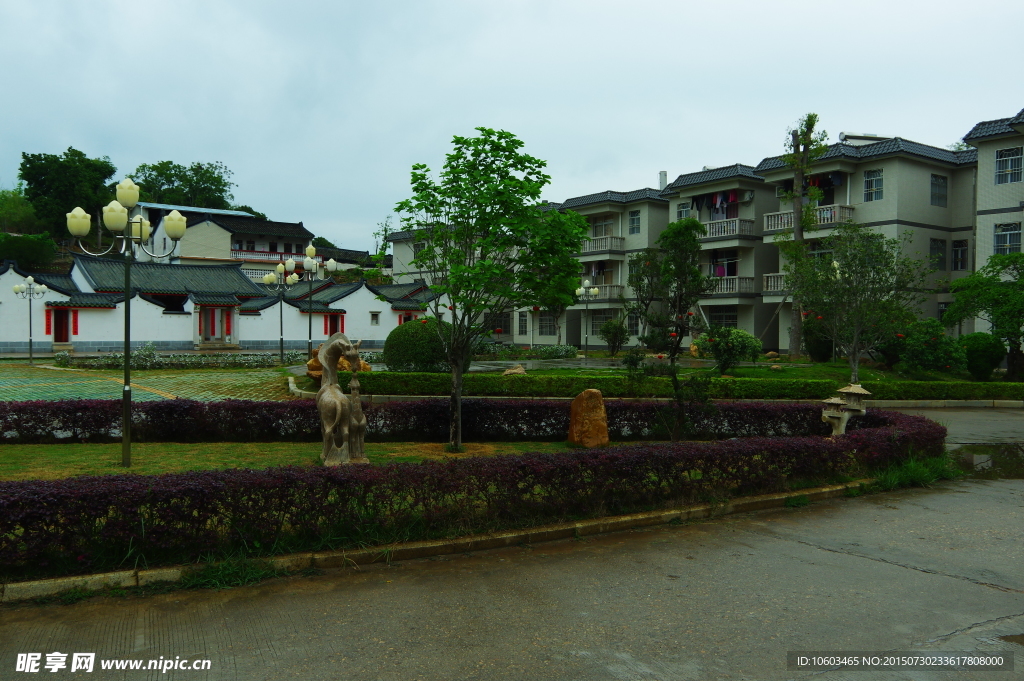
[2,479,1021,680]
[0,364,295,402]
[893,408,1023,444]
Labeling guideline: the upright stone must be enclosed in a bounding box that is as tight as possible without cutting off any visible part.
[568,389,609,448]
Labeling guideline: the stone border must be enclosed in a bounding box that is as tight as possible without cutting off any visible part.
[0,479,872,603]
[287,379,1023,408]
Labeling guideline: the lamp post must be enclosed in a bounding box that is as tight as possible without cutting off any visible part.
[65,179,186,467]
[12,277,48,365]
[298,245,339,359]
[574,279,600,363]
[262,260,300,364]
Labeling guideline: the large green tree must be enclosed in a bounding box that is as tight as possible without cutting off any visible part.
[784,222,929,383]
[943,252,1024,381]
[779,113,829,357]
[0,183,43,234]
[130,160,236,209]
[18,148,116,235]
[0,232,57,269]
[396,127,587,450]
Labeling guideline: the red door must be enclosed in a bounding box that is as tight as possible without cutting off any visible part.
[53,310,70,343]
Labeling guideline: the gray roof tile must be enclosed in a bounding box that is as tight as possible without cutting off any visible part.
[557,188,667,210]
[74,254,267,298]
[755,137,976,172]
[963,117,1016,141]
[663,164,763,192]
[45,293,123,309]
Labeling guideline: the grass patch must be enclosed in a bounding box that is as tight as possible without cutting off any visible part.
[180,557,286,590]
[784,494,810,508]
[0,441,577,481]
[869,453,962,492]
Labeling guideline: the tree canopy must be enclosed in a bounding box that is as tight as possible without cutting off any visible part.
[396,127,587,450]
[783,222,929,383]
[0,183,43,234]
[943,252,1024,381]
[130,160,236,210]
[0,232,57,269]
[19,148,116,235]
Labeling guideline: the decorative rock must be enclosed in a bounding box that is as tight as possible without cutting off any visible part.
[568,389,609,448]
[502,364,527,376]
[689,343,700,358]
[769,364,783,371]
[765,351,780,359]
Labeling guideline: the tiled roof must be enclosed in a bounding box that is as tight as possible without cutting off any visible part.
[239,296,280,312]
[663,164,763,192]
[207,216,314,239]
[368,282,440,310]
[29,272,78,295]
[316,246,374,265]
[963,110,1024,141]
[755,137,976,172]
[45,293,123,309]
[284,298,347,314]
[188,293,241,306]
[74,255,267,297]
[137,202,253,217]
[558,188,667,210]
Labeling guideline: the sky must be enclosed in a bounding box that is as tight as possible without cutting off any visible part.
[2,0,1022,254]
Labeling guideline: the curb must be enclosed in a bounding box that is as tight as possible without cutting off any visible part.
[286,379,1023,409]
[0,479,872,603]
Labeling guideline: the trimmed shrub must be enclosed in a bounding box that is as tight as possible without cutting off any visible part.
[960,333,1007,381]
[859,381,1024,400]
[801,314,834,363]
[900,319,966,373]
[693,327,762,374]
[382,317,449,372]
[598,318,630,357]
[0,408,944,582]
[58,346,307,369]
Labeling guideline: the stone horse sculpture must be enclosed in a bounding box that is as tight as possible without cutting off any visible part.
[315,332,369,465]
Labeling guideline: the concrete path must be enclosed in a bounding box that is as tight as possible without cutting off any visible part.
[2,479,1021,680]
[893,408,1023,444]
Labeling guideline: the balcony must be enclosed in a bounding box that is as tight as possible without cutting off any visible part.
[581,284,624,300]
[581,236,626,253]
[763,204,854,233]
[703,218,756,239]
[707,276,755,295]
[762,273,786,292]
[230,250,322,263]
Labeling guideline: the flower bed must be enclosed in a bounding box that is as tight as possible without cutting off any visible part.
[0,407,944,582]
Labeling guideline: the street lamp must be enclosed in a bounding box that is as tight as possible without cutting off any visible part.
[262,260,300,364]
[298,245,339,359]
[65,179,186,467]
[574,279,600,363]
[12,276,48,365]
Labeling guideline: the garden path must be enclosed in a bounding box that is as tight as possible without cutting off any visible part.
[2,479,1021,680]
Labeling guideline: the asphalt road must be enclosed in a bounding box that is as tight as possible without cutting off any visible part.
[2,478,1022,681]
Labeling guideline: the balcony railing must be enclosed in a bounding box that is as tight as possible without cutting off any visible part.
[707,276,755,295]
[581,236,626,253]
[762,273,786,292]
[230,250,322,263]
[703,218,756,239]
[763,204,855,233]
[579,284,624,300]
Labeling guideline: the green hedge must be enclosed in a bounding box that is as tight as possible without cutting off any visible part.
[347,372,1024,400]
[860,381,1024,400]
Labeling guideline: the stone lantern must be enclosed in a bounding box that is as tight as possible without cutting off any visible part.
[821,384,872,436]
[837,384,871,415]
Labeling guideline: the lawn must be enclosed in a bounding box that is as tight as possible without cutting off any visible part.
[0,441,576,481]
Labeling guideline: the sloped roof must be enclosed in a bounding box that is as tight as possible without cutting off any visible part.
[28,272,78,296]
[963,108,1024,142]
[663,164,763,192]
[755,137,977,173]
[137,202,253,217]
[368,282,440,311]
[558,188,667,210]
[73,254,266,297]
[210,215,313,239]
[45,292,125,309]
[316,246,374,265]
[188,293,241,306]
[283,298,347,314]
[239,296,280,312]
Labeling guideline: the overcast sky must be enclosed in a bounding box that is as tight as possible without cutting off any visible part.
[2,0,1021,253]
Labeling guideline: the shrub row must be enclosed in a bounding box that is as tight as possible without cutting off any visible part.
[0,409,944,581]
[55,344,307,370]
[859,381,1024,400]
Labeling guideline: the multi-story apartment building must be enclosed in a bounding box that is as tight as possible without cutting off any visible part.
[962,109,1024,263]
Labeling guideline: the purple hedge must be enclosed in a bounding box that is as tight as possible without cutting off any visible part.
[0,398,845,444]
[0,409,944,581]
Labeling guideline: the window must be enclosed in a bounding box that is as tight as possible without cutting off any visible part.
[413,242,425,255]
[863,169,883,201]
[284,243,292,253]
[995,223,1021,254]
[591,217,614,238]
[708,305,738,328]
[590,309,615,336]
[996,147,1023,185]
[938,301,951,323]
[518,311,528,336]
[483,312,511,333]
[930,174,947,207]
[246,240,255,251]
[951,239,968,270]
[538,313,556,336]
[709,249,738,277]
[233,240,242,250]
[929,238,947,270]
[370,312,380,326]
[269,242,278,253]
[676,202,691,220]
[628,210,641,235]
[626,311,640,336]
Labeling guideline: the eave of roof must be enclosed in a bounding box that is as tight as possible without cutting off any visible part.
[557,188,668,210]
[755,137,975,173]
[137,202,254,217]
[73,254,267,297]
[663,164,764,192]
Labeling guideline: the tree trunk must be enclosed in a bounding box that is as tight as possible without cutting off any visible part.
[449,356,464,452]
[848,344,860,384]
[788,130,805,358]
[788,303,802,358]
[1006,344,1024,382]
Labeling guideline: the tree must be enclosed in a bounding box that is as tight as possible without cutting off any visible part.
[19,147,116,235]
[312,236,337,249]
[657,217,716,364]
[626,247,668,346]
[0,232,57,269]
[598,317,630,357]
[0,183,43,234]
[943,252,1024,381]
[693,326,762,375]
[396,127,587,451]
[130,160,235,209]
[233,204,267,220]
[779,113,829,357]
[783,222,929,383]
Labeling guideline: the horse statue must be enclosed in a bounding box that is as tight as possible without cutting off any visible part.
[315,332,369,466]
[344,339,369,463]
